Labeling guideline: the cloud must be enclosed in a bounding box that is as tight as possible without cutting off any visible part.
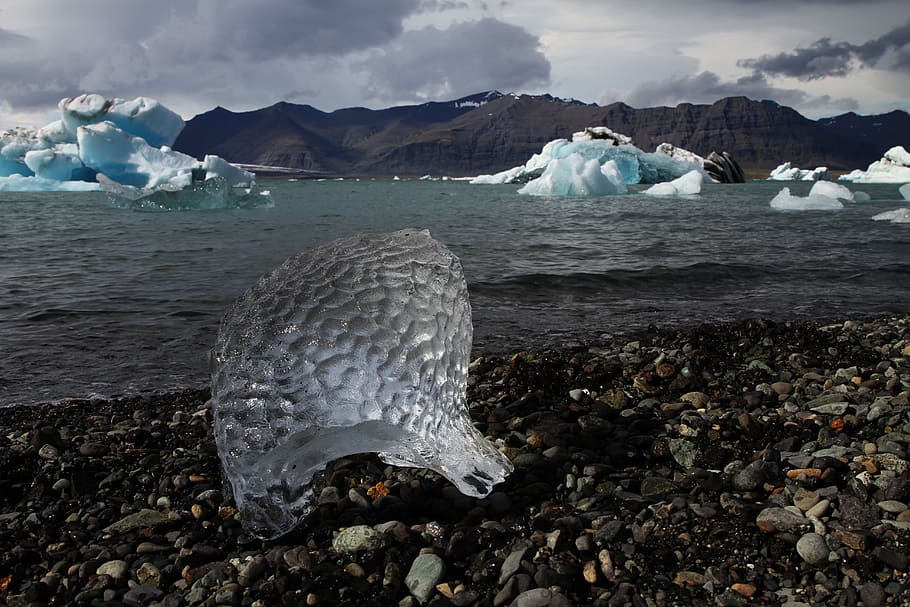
[361,18,550,102]
[0,0,425,113]
[739,20,910,79]
[621,70,858,113]
[417,0,470,11]
[0,27,29,46]
[145,0,422,62]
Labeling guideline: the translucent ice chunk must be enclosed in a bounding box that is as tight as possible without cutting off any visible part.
[99,174,272,211]
[211,229,513,539]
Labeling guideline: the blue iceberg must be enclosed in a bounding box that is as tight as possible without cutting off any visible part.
[0,93,268,209]
[471,126,707,196]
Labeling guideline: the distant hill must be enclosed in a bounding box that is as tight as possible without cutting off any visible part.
[173,92,910,177]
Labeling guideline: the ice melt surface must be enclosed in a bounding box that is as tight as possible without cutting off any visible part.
[211,229,513,539]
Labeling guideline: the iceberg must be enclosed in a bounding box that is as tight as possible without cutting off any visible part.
[471,126,706,192]
[768,162,830,181]
[643,170,703,197]
[99,175,272,211]
[0,174,100,192]
[0,93,263,207]
[839,146,910,183]
[59,94,184,148]
[808,180,854,202]
[518,155,627,196]
[211,229,513,539]
[770,186,844,211]
[900,183,910,201]
[872,208,910,223]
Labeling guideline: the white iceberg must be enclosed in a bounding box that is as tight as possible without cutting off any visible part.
[768,162,830,181]
[900,183,910,201]
[0,93,263,208]
[518,155,627,196]
[808,180,854,202]
[211,229,512,539]
[839,146,910,183]
[471,126,706,191]
[643,170,703,197]
[770,187,844,211]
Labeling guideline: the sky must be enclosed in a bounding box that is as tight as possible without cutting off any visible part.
[1,0,908,130]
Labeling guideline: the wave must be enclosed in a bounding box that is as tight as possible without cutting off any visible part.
[471,262,779,294]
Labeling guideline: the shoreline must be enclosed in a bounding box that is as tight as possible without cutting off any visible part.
[1,313,909,606]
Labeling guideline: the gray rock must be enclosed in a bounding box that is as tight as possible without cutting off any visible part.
[237,555,267,587]
[810,403,849,415]
[509,588,551,607]
[318,486,341,506]
[668,438,699,469]
[96,559,128,580]
[332,525,385,554]
[796,532,829,565]
[877,500,908,514]
[732,460,768,491]
[405,553,445,604]
[123,585,164,607]
[859,582,885,607]
[103,509,170,534]
[498,544,533,585]
[756,507,809,532]
[640,476,678,498]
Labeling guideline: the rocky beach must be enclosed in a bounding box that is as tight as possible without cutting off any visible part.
[2,314,909,607]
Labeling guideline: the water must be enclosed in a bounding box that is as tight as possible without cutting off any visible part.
[2,179,909,406]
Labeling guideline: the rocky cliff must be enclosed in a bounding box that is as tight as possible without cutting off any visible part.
[173,92,909,177]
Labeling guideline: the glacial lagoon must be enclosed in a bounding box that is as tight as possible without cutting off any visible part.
[1,178,909,406]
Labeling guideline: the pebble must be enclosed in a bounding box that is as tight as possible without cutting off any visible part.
[103,509,170,533]
[96,559,129,580]
[509,588,551,607]
[756,507,809,532]
[796,533,830,565]
[332,525,385,554]
[3,317,910,607]
[404,553,445,604]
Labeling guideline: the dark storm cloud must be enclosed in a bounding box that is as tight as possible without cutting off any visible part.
[159,0,422,60]
[623,70,858,113]
[739,21,910,79]
[0,0,426,111]
[362,18,550,102]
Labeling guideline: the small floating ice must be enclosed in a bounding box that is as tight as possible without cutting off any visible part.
[872,208,910,223]
[643,170,703,197]
[770,187,844,211]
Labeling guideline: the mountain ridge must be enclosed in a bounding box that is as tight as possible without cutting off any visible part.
[172,92,910,177]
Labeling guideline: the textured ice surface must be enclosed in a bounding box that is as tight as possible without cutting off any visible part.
[211,229,513,539]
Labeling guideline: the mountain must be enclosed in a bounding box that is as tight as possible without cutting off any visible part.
[173,93,910,177]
